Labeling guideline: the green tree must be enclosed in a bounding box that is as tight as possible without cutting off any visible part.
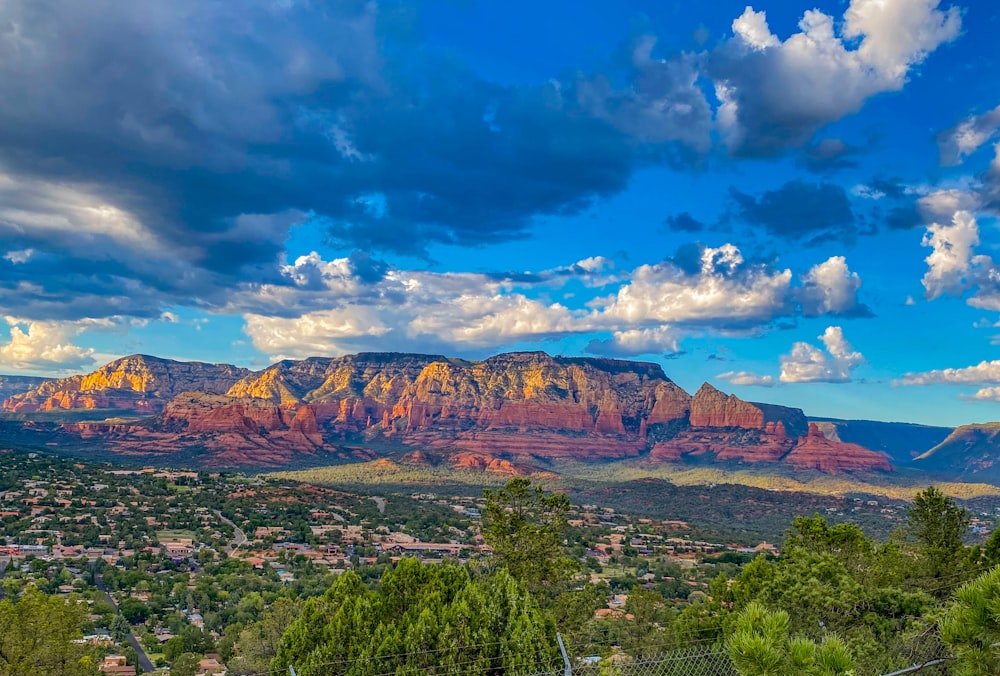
[908,486,972,587]
[118,598,150,624]
[726,602,853,676]
[0,587,99,675]
[941,565,1000,675]
[171,653,200,676]
[482,478,574,593]
[110,613,131,643]
[229,598,301,675]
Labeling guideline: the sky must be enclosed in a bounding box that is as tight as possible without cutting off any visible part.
[0,0,999,427]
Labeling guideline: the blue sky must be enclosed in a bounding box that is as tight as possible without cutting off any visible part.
[1,0,999,426]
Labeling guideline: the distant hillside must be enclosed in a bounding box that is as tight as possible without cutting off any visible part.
[0,375,49,401]
[914,423,1000,481]
[3,355,252,414]
[809,418,953,465]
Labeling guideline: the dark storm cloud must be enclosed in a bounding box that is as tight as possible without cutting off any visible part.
[0,1,719,320]
[730,180,858,245]
[885,204,923,230]
[662,212,705,233]
[798,139,862,173]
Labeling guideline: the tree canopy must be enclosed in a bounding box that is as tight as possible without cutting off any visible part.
[0,587,97,676]
[272,558,559,675]
[482,477,574,593]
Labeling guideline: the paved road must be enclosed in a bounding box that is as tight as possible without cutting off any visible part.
[215,509,247,553]
[92,563,156,673]
[0,556,8,599]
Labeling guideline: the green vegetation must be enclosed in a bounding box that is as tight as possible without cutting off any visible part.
[273,559,557,675]
[0,587,98,675]
[5,450,1000,675]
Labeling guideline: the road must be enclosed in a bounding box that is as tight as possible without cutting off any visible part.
[215,509,247,553]
[91,563,156,673]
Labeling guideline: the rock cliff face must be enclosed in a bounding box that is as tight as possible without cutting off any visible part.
[784,424,892,472]
[3,351,893,473]
[4,355,251,414]
[688,384,808,437]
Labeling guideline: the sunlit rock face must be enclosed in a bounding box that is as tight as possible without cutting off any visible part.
[3,355,251,413]
[5,351,894,473]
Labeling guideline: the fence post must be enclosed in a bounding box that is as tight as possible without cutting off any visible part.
[557,632,572,676]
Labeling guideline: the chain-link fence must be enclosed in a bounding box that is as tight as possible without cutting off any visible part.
[276,634,955,676]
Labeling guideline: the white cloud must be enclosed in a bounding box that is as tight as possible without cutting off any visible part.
[899,360,1000,386]
[779,326,864,383]
[238,247,865,360]
[597,244,792,327]
[921,211,987,300]
[717,370,775,387]
[969,387,1000,401]
[0,317,103,372]
[4,248,33,264]
[938,105,1000,166]
[918,189,983,221]
[842,0,961,82]
[714,0,960,155]
[797,256,864,316]
[732,8,780,50]
[586,327,682,357]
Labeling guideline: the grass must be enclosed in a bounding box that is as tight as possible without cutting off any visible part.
[156,529,196,541]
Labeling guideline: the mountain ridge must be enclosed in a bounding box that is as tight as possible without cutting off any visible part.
[0,351,964,475]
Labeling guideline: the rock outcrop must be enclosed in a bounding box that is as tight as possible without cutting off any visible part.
[4,355,252,414]
[1,351,893,473]
[784,423,892,472]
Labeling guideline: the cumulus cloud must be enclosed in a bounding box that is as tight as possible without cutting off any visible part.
[596,244,793,328]
[797,256,870,316]
[711,0,961,156]
[717,371,775,387]
[968,387,1000,401]
[899,360,1000,386]
[779,326,864,383]
[918,189,983,221]
[0,317,100,372]
[938,105,1000,166]
[236,245,868,360]
[921,211,989,300]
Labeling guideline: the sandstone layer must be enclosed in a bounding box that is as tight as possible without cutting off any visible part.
[1,351,894,473]
[4,355,251,414]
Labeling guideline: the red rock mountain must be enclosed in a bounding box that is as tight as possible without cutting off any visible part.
[2,351,891,473]
[3,355,252,414]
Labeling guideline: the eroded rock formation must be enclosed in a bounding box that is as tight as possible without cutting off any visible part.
[1,351,893,473]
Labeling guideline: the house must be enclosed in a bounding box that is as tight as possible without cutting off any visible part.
[198,654,227,676]
[98,655,136,676]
